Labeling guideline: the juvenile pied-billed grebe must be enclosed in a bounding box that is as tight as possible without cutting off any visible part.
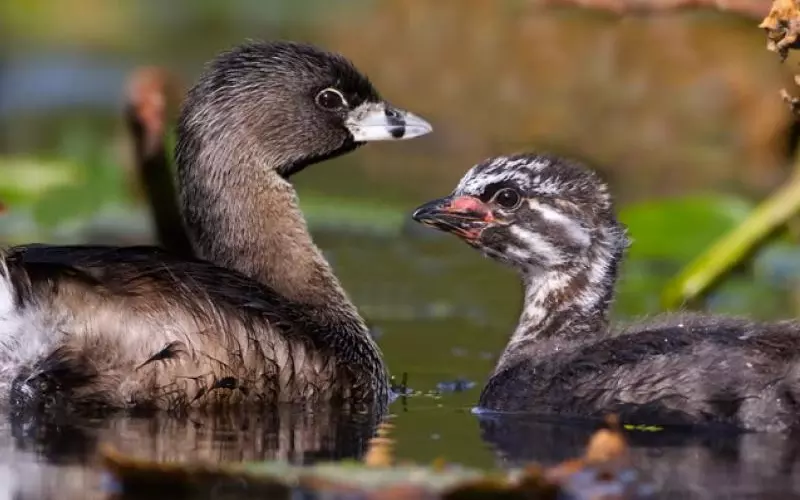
[413,153,800,432]
[0,41,431,415]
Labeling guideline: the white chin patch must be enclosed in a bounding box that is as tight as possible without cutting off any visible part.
[345,102,432,142]
[0,262,14,319]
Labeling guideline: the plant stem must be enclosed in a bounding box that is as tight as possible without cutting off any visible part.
[662,164,800,309]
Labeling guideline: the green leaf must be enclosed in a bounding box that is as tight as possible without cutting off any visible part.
[620,195,753,262]
[662,175,800,309]
[0,157,82,205]
[623,424,664,432]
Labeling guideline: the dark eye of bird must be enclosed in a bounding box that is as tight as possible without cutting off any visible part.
[315,88,346,110]
[493,188,522,209]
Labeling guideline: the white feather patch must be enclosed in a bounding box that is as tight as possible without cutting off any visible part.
[509,226,565,266]
[455,155,551,196]
[529,200,591,248]
[0,267,18,338]
[0,280,8,313]
[0,267,61,397]
[456,170,527,196]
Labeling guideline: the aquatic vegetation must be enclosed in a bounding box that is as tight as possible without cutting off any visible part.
[662,165,800,308]
[661,3,800,309]
[101,418,654,499]
[619,195,752,263]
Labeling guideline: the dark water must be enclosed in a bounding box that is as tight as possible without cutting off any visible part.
[6,403,800,498]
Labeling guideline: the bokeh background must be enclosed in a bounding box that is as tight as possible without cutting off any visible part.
[5,0,800,313]
[4,0,800,496]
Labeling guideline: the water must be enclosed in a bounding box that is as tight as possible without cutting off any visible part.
[5,408,800,498]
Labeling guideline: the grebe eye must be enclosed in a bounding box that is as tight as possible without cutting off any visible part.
[493,188,522,209]
[315,88,347,110]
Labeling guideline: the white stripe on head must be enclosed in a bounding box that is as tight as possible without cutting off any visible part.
[528,200,591,248]
[455,155,550,196]
[528,176,565,197]
[508,226,565,266]
[456,170,522,196]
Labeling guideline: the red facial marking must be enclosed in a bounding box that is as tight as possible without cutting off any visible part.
[461,228,482,240]
[449,196,495,222]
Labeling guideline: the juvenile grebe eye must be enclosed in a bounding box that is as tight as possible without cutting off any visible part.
[315,88,347,110]
[493,188,522,209]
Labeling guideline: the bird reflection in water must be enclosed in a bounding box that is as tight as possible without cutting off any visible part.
[3,404,379,500]
[477,413,800,499]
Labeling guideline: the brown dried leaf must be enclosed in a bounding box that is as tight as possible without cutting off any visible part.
[585,428,629,464]
[584,416,629,465]
[364,421,396,468]
[780,87,800,116]
[760,0,800,60]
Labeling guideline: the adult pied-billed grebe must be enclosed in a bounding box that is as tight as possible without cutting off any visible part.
[413,153,800,432]
[0,41,431,415]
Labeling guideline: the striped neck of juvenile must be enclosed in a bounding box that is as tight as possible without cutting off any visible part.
[494,223,623,370]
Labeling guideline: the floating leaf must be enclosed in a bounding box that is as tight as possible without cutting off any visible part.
[623,424,664,433]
